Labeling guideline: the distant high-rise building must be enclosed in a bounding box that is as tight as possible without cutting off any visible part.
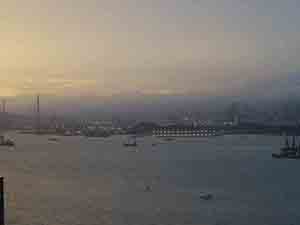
[1,100,6,114]
[0,99,9,131]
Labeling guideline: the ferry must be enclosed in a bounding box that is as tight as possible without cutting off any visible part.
[153,125,223,138]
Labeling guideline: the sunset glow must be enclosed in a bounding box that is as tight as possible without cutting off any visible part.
[1,1,299,100]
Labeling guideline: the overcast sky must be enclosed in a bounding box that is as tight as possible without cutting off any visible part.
[1,0,299,102]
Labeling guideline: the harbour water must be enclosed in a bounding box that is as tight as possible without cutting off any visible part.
[0,133,300,225]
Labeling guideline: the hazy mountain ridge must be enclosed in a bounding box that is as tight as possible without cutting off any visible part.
[2,73,300,122]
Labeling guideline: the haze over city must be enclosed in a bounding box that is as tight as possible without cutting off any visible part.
[1,0,300,114]
[2,2,300,225]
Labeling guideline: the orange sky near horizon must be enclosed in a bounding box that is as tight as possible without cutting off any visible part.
[1,0,300,99]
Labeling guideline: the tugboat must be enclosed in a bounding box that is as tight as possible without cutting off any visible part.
[123,136,137,147]
[272,135,300,159]
[0,135,15,147]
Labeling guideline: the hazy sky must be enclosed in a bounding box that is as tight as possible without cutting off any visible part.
[1,0,300,99]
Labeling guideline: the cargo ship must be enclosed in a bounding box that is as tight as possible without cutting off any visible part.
[272,135,300,159]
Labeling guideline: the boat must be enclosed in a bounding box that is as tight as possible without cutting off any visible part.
[272,135,300,159]
[144,185,152,192]
[199,192,213,200]
[123,136,137,147]
[0,135,15,147]
[164,137,175,141]
[153,126,224,138]
[48,137,59,142]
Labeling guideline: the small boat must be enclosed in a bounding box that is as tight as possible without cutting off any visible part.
[199,192,213,200]
[144,185,152,192]
[164,137,175,142]
[272,153,283,159]
[123,137,137,147]
[0,135,15,147]
[48,137,59,142]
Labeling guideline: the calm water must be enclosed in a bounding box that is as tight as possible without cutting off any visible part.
[0,133,299,225]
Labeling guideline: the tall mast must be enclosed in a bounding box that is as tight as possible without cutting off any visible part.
[36,94,40,134]
[285,133,290,148]
[292,135,296,148]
